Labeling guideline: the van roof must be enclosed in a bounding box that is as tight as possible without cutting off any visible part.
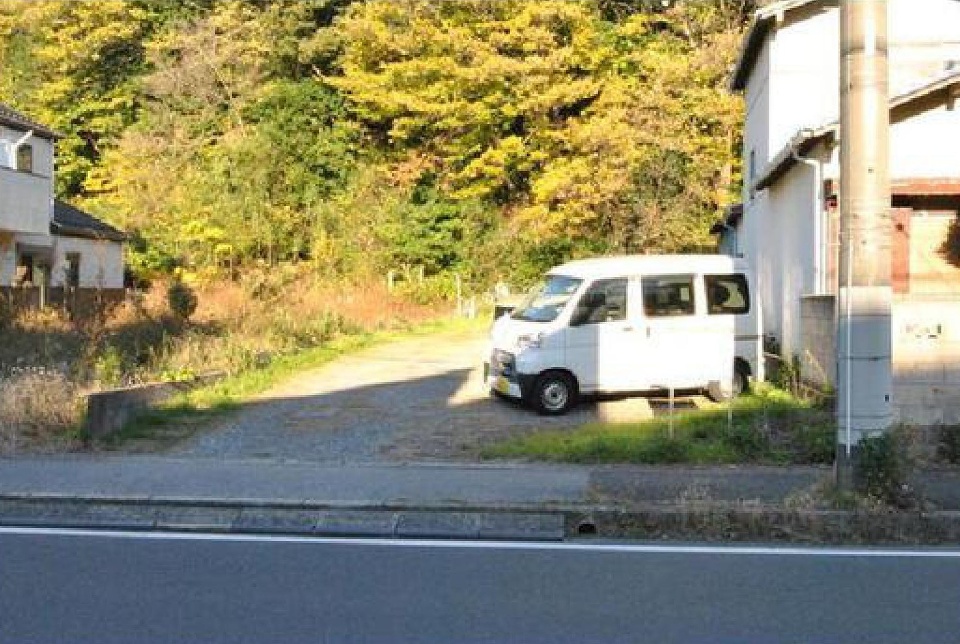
[547,254,747,280]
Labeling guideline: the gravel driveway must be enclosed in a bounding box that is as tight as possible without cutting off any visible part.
[171,326,594,463]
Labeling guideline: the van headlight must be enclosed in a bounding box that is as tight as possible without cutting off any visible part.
[516,333,543,351]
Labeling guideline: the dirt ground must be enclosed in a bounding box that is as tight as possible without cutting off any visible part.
[167,326,595,463]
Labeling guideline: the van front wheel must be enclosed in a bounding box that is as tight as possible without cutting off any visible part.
[532,372,578,416]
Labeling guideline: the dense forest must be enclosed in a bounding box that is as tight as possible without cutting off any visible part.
[0,0,754,291]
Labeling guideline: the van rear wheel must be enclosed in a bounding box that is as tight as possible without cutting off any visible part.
[533,372,578,416]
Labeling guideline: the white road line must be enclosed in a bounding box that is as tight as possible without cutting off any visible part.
[2,526,960,558]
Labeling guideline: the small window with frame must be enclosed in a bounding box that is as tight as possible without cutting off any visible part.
[16,144,33,173]
[705,273,750,315]
[15,252,34,285]
[642,274,695,317]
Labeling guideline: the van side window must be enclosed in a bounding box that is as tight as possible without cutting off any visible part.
[705,273,750,315]
[570,278,628,326]
[642,275,695,317]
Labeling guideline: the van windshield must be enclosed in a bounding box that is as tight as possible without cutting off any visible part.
[512,275,583,322]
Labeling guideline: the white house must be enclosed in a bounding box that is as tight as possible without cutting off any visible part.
[726,0,960,424]
[1,102,125,311]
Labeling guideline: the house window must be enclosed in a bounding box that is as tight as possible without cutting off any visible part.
[642,275,695,317]
[65,252,81,288]
[16,253,34,285]
[16,144,33,173]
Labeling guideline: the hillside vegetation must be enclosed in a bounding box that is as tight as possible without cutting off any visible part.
[0,0,752,290]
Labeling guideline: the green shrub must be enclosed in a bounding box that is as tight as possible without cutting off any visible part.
[723,421,770,460]
[856,432,909,505]
[394,273,459,305]
[273,311,348,349]
[792,423,835,463]
[94,345,126,387]
[937,425,960,464]
[167,281,198,321]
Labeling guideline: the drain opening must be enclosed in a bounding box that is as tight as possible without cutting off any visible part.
[577,520,597,536]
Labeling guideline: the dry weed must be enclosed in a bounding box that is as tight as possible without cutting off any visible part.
[0,370,84,454]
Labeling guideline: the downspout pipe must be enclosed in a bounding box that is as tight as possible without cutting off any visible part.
[791,130,825,294]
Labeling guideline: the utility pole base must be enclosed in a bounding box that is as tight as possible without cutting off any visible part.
[835,444,860,492]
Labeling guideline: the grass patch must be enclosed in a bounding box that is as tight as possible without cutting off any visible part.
[482,386,835,465]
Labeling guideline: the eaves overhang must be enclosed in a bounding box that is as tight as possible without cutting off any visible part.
[0,103,62,140]
[754,125,837,191]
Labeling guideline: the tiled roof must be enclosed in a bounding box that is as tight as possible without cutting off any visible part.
[0,102,60,140]
[53,200,126,242]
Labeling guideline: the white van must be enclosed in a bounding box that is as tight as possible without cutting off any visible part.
[486,255,762,415]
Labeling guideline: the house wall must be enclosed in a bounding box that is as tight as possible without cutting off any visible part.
[0,235,14,285]
[0,127,54,237]
[743,33,771,180]
[768,7,839,157]
[760,161,821,357]
[740,192,767,332]
[887,0,960,96]
[747,0,960,185]
[51,237,124,289]
[736,0,960,426]
[0,167,51,236]
[0,126,54,176]
[890,105,960,179]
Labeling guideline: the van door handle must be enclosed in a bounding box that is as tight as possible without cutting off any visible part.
[622,325,634,332]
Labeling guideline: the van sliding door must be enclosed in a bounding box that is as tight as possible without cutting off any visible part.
[639,274,711,390]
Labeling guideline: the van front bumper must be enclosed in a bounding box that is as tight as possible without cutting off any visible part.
[487,373,523,400]
[486,349,533,401]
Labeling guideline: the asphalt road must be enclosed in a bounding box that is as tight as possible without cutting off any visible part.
[3,528,960,644]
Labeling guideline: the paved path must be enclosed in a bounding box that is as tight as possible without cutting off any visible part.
[170,327,594,463]
[0,457,591,507]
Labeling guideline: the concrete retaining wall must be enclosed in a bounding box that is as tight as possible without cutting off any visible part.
[84,372,224,440]
[799,295,836,388]
[893,299,960,425]
[797,296,960,426]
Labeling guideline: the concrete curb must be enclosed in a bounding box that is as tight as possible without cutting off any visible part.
[4,494,960,544]
[0,496,567,541]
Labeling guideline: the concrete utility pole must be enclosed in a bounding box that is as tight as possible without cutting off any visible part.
[836,0,893,485]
